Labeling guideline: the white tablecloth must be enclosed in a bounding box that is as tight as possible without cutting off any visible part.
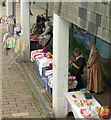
[64,92,101,118]
[37,57,53,76]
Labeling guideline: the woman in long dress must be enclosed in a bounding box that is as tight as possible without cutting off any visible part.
[87,41,103,93]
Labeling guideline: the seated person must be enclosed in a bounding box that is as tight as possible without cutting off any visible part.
[69,48,86,89]
[39,21,52,46]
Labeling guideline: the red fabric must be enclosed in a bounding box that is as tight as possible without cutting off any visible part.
[42,47,47,53]
[30,32,35,36]
[32,37,40,41]
[68,76,76,85]
[49,63,53,69]
[33,53,43,59]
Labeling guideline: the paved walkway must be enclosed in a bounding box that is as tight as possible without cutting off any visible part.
[1,3,53,118]
[1,2,111,119]
[2,53,43,118]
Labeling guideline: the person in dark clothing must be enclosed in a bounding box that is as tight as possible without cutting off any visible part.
[69,48,86,89]
[39,21,52,47]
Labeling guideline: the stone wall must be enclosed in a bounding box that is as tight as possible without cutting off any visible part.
[38,2,111,44]
[60,2,111,44]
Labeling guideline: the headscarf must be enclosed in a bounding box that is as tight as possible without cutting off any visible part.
[88,40,99,62]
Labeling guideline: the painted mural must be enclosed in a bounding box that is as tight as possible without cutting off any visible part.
[70,26,111,59]
[69,25,111,86]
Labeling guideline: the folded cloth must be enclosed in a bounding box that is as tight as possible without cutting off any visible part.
[38,57,53,76]
[68,80,78,89]
[68,76,76,85]
[45,70,53,76]
[48,76,53,88]
[3,33,12,48]
[47,75,77,89]
[3,33,11,43]
[30,32,35,36]
[14,37,29,54]
[32,37,40,41]
[34,54,44,60]
[6,37,16,49]
[31,49,44,61]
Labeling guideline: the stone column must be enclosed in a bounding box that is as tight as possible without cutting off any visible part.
[21,0,30,61]
[21,0,30,41]
[6,0,14,35]
[53,14,69,118]
[6,0,14,16]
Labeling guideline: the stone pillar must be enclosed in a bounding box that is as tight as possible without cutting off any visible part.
[6,0,14,16]
[20,0,30,62]
[6,0,14,35]
[0,1,2,119]
[13,2,16,18]
[21,0,30,41]
[53,14,69,118]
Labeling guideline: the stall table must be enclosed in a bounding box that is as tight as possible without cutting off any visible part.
[64,91,101,118]
[31,49,78,94]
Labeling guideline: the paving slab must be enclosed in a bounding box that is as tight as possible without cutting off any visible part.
[1,3,49,119]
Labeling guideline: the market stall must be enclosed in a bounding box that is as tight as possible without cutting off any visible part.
[64,91,101,119]
[31,49,78,93]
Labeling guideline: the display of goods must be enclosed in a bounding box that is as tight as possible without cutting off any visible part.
[30,32,35,36]
[42,47,47,53]
[72,94,77,98]
[46,52,52,58]
[80,88,88,93]
[77,90,90,95]
[33,53,44,59]
[68,76,76,85]
[99,106,111,119]
[73,99,93,107]
[49,63,53,69]
[80,107,98,118]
